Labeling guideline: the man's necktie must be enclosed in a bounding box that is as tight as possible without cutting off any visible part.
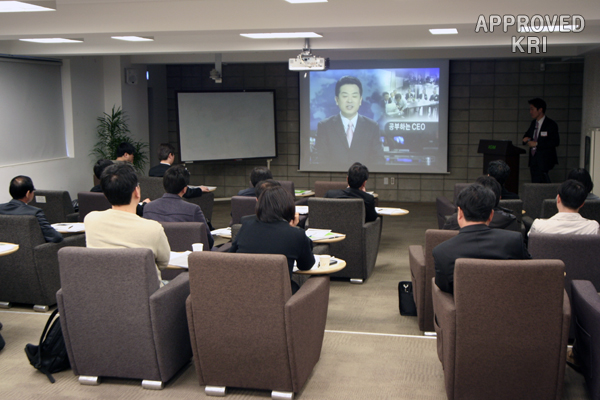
[532,121,539,156]
[346,122,354,148]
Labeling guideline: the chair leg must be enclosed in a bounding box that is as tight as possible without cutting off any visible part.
[0,302,12,309]
[33,305,49,312]
[142,380,164,390]
[350,279,364,284]
[79,376,100,386]
[272,390,294,400]
[205,386,226,396]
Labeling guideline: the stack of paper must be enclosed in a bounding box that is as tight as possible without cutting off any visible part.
[169,251,192,268]
[51,223,85,233]
[211,227,232,236]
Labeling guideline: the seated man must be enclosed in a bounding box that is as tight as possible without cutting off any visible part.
[148,143,209,198]
[325,162,378,223]
[529,179,599,235]
[568,167,599,201]
[143,164,214,249]
[443,176,517,231]
[433,184,531,294]
[84,163,170,285]
[91,159,113,192]
[115,142,136,163]
[488,159,519,199]
[0,175,63,243]
[238,166,273,197]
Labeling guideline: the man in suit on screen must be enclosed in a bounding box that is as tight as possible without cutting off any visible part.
[522,98,559,183]
[314,76,384,169]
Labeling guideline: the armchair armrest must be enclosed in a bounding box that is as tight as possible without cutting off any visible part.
[408,245,426,325]
[67,212,79,222]
[150,272,193,381]
[284,276,330,392]
[432,279,456,369]
[33,233,86,305]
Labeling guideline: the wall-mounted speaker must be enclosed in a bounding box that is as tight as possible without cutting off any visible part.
[125,68,138,85]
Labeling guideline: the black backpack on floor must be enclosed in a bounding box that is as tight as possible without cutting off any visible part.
[24,309,70,383]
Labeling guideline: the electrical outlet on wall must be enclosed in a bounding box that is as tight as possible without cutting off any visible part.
[384,177,389,185]
[390,177,395,185]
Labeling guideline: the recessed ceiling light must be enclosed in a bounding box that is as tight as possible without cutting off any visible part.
[19,38,82,43]
[0,1,55,12]
[111,36,154,42]
[518,25,578,33]
[285,0,327,3]
[241,32,322,39]
[429,29,458,35]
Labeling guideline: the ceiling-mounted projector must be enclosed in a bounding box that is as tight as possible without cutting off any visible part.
[289,38,329,71]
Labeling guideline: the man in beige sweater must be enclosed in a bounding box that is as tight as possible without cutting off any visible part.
[84,162,171,285]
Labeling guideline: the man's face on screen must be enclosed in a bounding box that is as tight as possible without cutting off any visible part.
[335,84,362,119]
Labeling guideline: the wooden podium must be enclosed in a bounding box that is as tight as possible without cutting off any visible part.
[477,140,526,194]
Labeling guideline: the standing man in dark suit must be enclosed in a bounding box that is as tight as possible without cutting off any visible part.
[433,184,530,294]
[315,76,384,169]
[0,176,63,243]
[523,98,559,183]
[324,162,378,223]
[148,143,209,198]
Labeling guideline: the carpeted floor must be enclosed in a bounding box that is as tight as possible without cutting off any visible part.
[0,201,590,399]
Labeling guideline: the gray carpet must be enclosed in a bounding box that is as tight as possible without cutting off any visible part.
[0,201,590,399]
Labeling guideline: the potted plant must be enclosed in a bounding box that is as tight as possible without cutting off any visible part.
[90,106,149,171]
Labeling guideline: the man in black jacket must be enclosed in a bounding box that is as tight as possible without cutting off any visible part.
[325,162,378,223]
[523,98,559,183]
[433,184,531,294]
[443,176,517,231]
[0,176,63,243]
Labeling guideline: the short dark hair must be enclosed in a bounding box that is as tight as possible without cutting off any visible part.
[558,179,587,210]
[157,143,175,162]
[256,185,295,223]
[456,184,496,223]
[382,91,389,97]
[567,168,594,194]
[254,179,281,199]
[9,175,35,199]
[250,167,273,187]
[347,162,369,189]
[528,98,547,114]
[475,175,502,208]
[163,164,189,194]
[100,163,138,206]
[335,76,363,97]
[93,159,114,180]
[116,142,136,158]
[488,160,510,186]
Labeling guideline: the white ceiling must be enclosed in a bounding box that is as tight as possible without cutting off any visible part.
[0,0,599,63]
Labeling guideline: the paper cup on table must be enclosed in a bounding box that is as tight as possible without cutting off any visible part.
[319,255,331,268]
[192,243,204,252]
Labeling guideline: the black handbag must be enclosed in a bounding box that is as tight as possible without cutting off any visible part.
[398,281,417,316]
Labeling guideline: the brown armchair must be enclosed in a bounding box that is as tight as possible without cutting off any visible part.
[314,181,347,197]
[0,215,85,311]
[28,190,78,223]
[432,258,570,400]
[529,232,600,339]
[186,252,329,399]
[77,191,111,222]
[230,195,257,225]
[158,221,210,280]
[307,197,381,283]
[408,229,458,332]
[571,280,600,400]
[57,247,192,389]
